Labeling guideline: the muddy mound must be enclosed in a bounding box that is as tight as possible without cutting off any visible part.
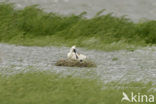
[55,59,96,67]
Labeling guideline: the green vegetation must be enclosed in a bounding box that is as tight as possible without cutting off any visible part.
[0,71,155,104]
[112,57,118,61]
[0,2,156,51]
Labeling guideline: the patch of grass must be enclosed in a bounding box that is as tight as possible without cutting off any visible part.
[0,72,155,104]
[0,2,156,51]
[55,59,96,67]
[112,57,118,61]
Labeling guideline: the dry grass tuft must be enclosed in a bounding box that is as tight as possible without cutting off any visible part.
[55,59,96,67]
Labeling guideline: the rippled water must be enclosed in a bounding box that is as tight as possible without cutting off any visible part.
[1,0,156,21]
[0,44,156,85]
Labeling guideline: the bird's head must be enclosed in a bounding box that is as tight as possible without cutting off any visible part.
[70,45,77,53]
[72,45,76,49]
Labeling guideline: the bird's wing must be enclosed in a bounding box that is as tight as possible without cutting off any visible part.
[67,53,70,58]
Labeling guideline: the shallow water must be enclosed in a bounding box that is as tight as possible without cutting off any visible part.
[1,0,156,21]
[0,44,156,85]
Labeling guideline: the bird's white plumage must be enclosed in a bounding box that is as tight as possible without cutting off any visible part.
[67,45,86,61]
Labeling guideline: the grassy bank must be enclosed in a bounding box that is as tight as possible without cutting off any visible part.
[0,2,156,50]
[0,71,155,104]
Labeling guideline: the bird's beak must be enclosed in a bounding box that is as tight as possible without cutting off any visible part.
[73,49,76,53]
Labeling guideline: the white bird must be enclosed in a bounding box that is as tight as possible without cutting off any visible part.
[67,46,86,62]
[121,92,131,102]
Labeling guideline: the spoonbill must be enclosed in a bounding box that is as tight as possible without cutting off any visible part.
[67,46,87,62]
